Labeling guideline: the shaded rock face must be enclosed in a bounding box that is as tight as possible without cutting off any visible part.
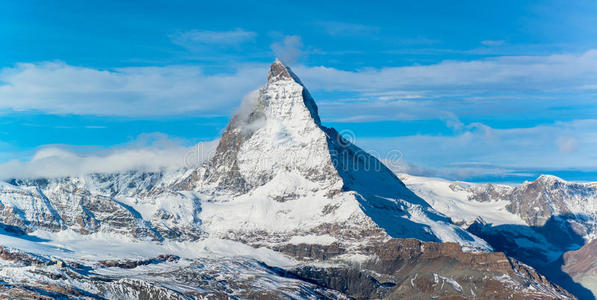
[506,175,597,228]
[562,239,597,281]
[466,217,597,299]
[558,239,597,299]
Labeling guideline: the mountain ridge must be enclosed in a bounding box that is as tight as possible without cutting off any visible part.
[401,172,597,298]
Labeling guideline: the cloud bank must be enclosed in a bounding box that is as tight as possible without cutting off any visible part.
[0,135,219,180]
[1,50,596,117]
[2,50,597,181]
[294,50,597,93]
[0,62,265,116]
[359,119,597,180]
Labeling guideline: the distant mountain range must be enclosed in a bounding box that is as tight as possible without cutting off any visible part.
[0,60,586,299]
[401,173,597,299]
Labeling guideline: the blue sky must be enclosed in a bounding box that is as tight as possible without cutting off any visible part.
[1,0,597,182]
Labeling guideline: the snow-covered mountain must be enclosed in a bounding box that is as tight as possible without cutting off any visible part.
[0,59,489,251]
[400,173,597,299]
[0,60,575,299]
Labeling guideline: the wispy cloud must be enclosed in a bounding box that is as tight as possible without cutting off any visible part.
[295,50,597,93]
[270,35,304,64]
[480,40,505,46]
[317,21,379,36]
[170,28,256,48]
[0,134,219,179]
[1,50,596,119]
[556,137,579,153]
[0,62,266,116]
[358,119,597,180]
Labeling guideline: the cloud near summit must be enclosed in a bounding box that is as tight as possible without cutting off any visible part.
[1,50,596,117]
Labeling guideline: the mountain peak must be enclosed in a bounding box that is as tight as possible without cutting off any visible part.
[535,174,564,185]
[267,58,299,83]
[182,61,490,252]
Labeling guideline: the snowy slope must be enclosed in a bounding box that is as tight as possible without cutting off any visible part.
[398,174,524,226]
[400,173,597,242]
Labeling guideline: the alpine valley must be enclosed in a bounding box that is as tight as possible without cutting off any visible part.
[0,60,592,299]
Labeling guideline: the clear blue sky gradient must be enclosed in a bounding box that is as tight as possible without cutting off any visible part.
[1,0,597,182]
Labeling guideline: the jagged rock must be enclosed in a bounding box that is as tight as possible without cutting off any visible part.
[281,239,573,299]
[98,254,180,269]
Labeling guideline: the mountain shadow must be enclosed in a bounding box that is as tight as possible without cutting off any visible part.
[468,213,595,300]
[323,126,480,244]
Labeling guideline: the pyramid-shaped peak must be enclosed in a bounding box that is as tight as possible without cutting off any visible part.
[267,58,301,83]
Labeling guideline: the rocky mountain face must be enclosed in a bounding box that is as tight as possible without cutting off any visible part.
[506,175,597,231]
[562,239,597,295]
[283,238,572,299]
[0,60,575,299]
[401,173,597,299]
[1,172,203,241]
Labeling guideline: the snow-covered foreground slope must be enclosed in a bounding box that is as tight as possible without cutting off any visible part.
[0,60,575,299]
[0,227,574,299]
[0,228,347,299]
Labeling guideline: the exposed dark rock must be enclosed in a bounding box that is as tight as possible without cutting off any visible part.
[273,239,574,299]
[98,254,180,269]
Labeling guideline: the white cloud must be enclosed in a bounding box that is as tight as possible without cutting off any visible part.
[0,134,219,180]
[170,28,256,47]
[556,137,579,153]
[356,119,597,180]
[1,50,597,119]
[270,35,304,64]
[294,50,597,93]
[0,62,266,116]
[390,160,534,181]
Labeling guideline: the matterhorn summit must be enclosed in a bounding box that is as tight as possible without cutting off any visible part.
[0,59,490,250]
[172,59,490,251]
